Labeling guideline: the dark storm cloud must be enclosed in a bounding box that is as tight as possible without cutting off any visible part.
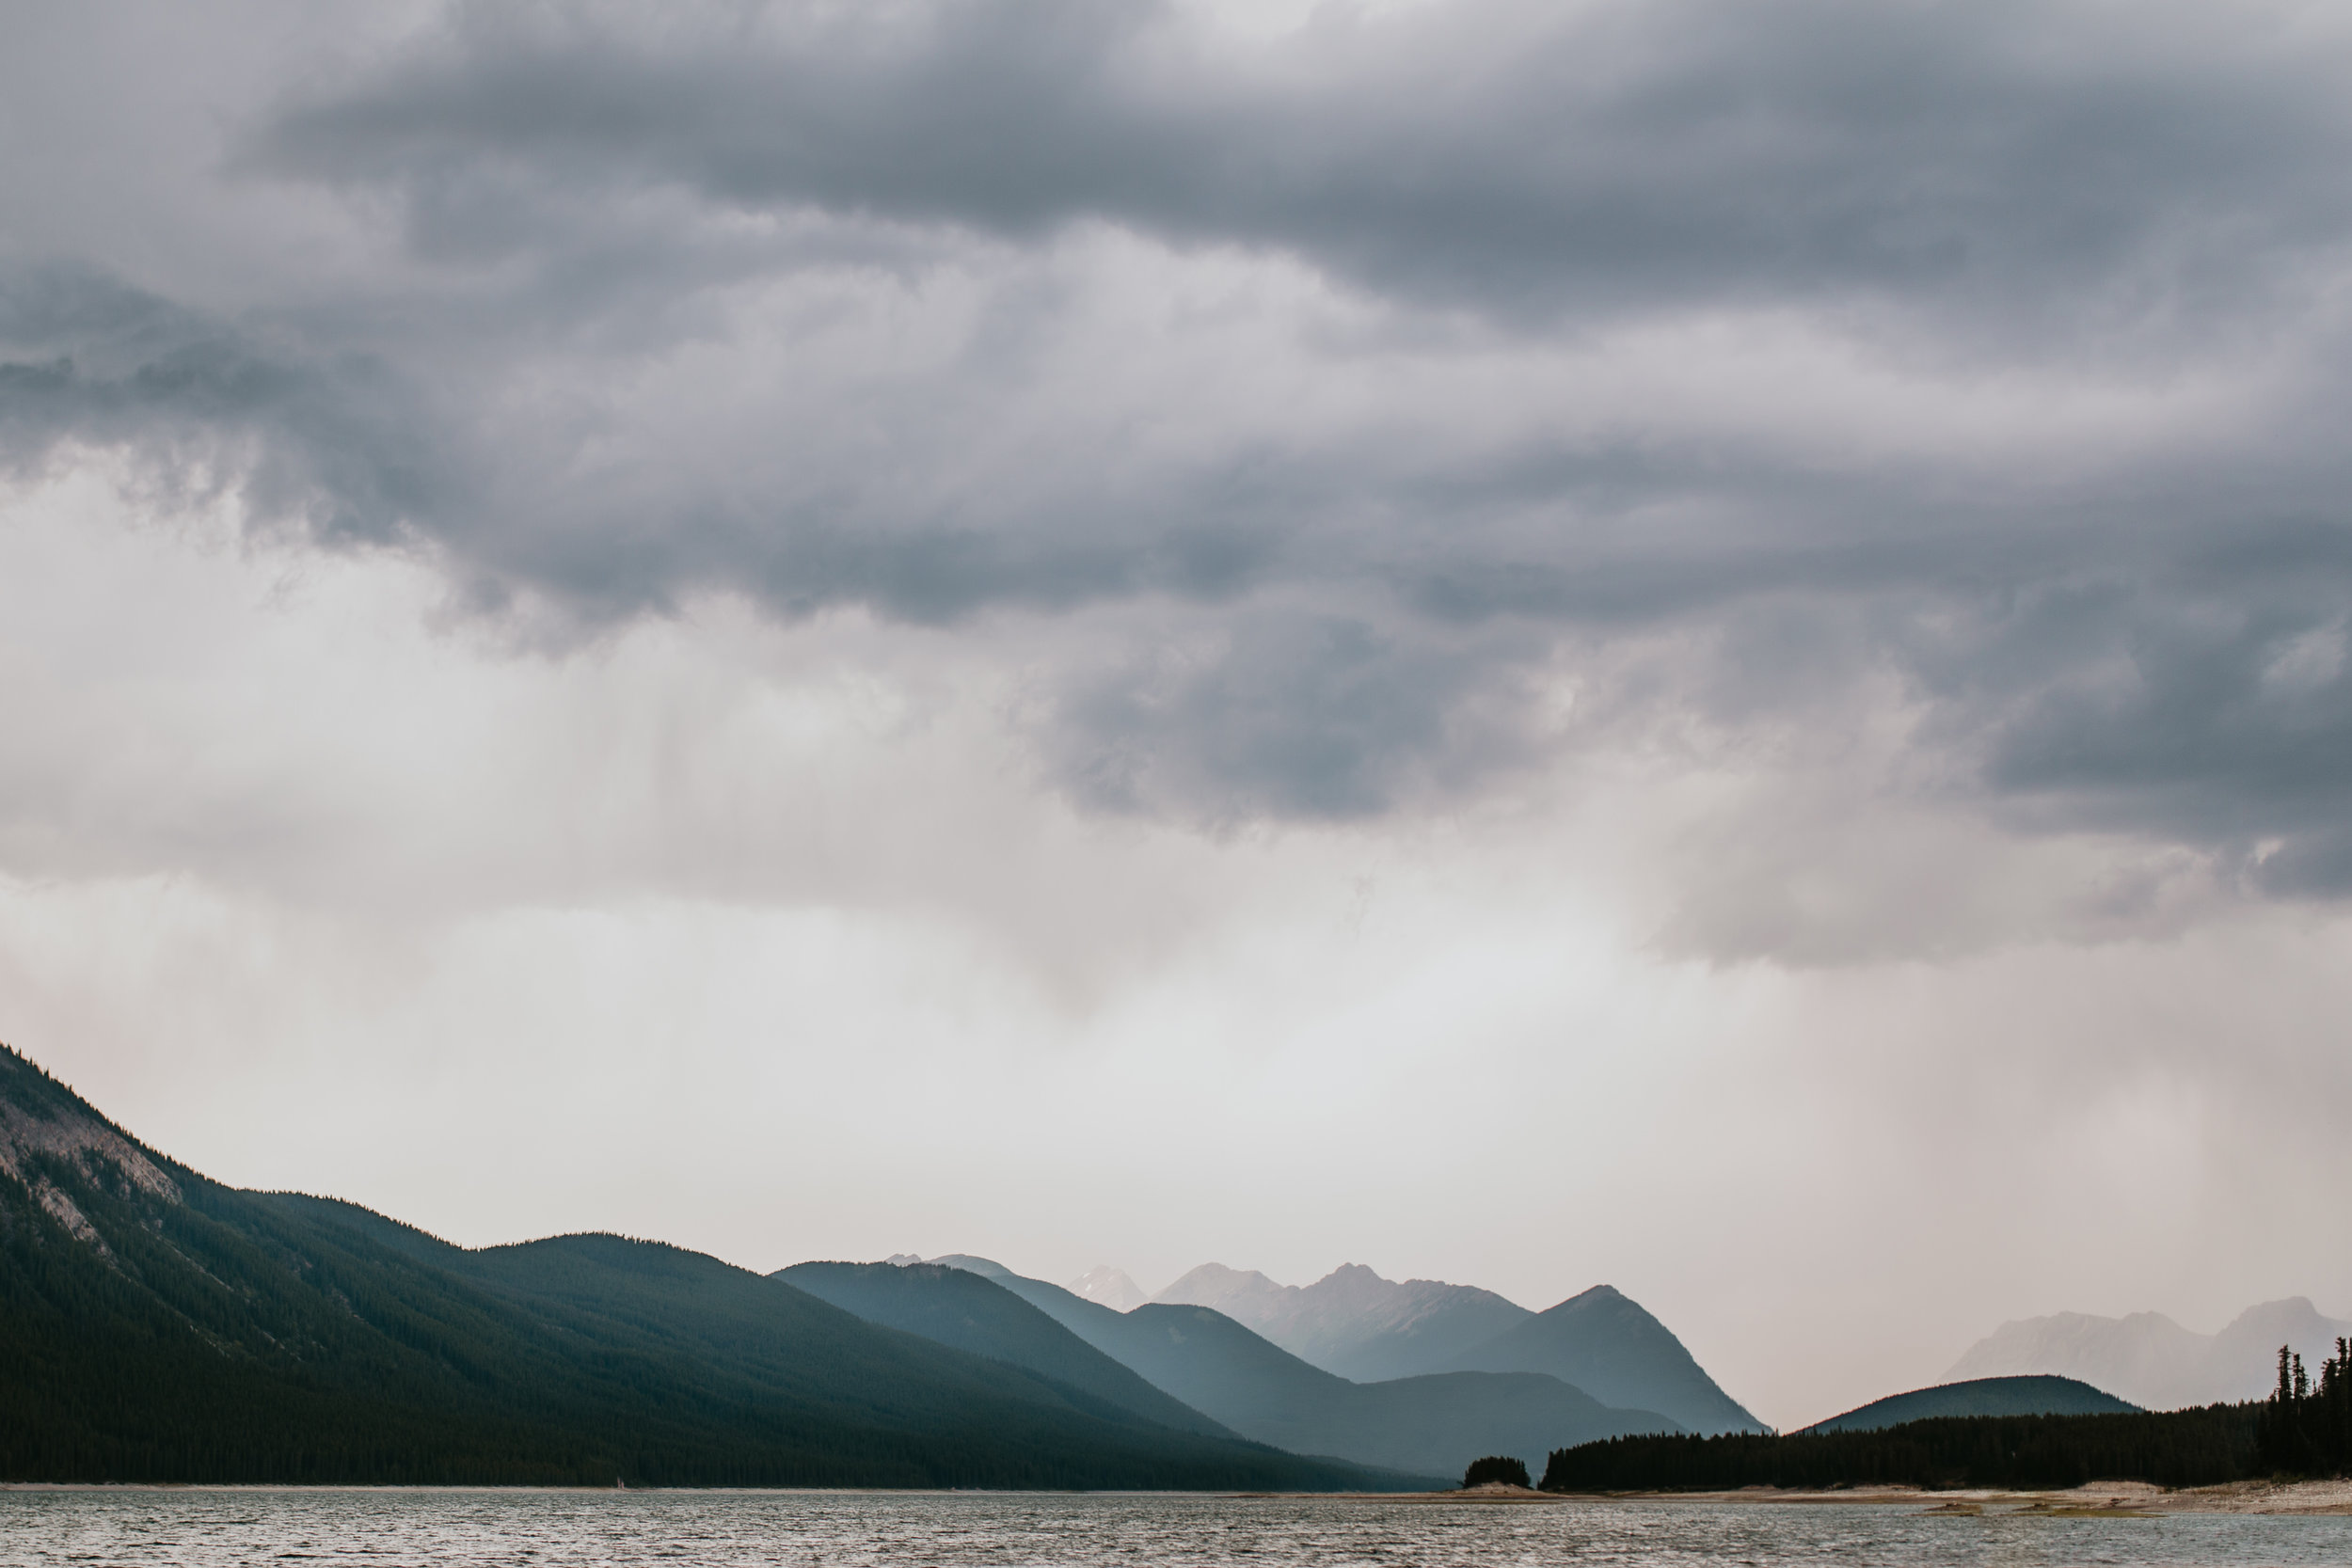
[1915,529,2352,894]
[260,0,2352,337]
[10,0,2352,901]
[0,263,453,549]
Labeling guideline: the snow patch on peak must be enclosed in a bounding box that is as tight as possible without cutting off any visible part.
[1066,1265,1150,1311]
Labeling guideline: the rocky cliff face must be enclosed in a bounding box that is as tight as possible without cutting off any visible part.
[0,1047,181,1253]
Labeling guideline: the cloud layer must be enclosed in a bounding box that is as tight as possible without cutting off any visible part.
[8,2,2352,1426]
[6,0,2348,895]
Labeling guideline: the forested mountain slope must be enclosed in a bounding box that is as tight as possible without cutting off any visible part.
[1444,1285,1764,1435]
[775,1260,1236,1438]
[0,1044,1379,1489]
[1800,1375,2138,1433]
[1544,1405,2263,1492]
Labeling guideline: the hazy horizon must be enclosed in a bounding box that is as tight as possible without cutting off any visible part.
[8,0,2352,1434]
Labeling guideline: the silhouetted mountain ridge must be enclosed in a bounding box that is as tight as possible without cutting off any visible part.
[1442,1283,1765,1435]
[1800,1374,2139,1433]
[0,1042,1386,1489]
[1949,1300,2352,1409]
[1136,1260,1759,1435]
[1155,1260,1533,1383]
[774,1260,1234,1439]
[914,1254,1679,1477]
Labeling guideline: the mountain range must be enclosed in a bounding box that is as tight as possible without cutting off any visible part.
[1948,1299,2352,1410]
[29,1032,2187,1488]
[1153,1261,1531,1384]
[792,1254,1687,1476]
[773,1261,1236,1440]
[1147,1259,1764,1434]
[0,1043,1382,1489]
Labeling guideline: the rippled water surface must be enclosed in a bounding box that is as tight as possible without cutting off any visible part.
[4,1491,2349,1568]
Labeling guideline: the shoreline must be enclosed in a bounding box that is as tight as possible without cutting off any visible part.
[1248,1479,2352,1515]
[5,1480,2350,1513]
[1556,1480,2352,1515]
[1241,1484,1563,1505]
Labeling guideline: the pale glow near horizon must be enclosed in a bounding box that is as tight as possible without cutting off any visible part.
[7,476,2349,1432]
[8,0,2352,1437]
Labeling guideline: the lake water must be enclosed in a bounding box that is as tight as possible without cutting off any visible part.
[3,1490,2349,1567]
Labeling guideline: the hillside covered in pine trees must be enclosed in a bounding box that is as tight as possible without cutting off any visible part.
[1541,1404,2267,1492]
[0,1042,1395,1488]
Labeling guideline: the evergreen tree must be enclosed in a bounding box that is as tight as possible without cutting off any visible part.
[2256,1338,2352,1476]
[1542,1404,2265,1492]
[1462,1455,1531,1488]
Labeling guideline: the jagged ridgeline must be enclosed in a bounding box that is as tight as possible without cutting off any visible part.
[1540,1405,2266,1493]
[0,1044,1385,1489]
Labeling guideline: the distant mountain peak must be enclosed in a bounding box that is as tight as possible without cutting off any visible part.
[894,1244,1753,1442]
[1948,1297,2352,1408]
[1066,1265,1150,1312]
[1549,1284,1632,1312]
[1444,1283,1764,1435]
[1158,1261,1283,1298]
[1151,1259,1538,1386]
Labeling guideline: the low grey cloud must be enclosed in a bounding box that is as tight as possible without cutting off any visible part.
[1053,608,1550,820]
[1960,560,2352,894]
[0,263,453,550]
[261,0,2352,341]
[25,8,2352,1442]
[4,0,2352,932]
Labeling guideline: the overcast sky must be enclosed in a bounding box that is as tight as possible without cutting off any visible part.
[8,0,2352,1429]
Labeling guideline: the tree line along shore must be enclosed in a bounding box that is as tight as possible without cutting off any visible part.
[1540,1345,2352,1493]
